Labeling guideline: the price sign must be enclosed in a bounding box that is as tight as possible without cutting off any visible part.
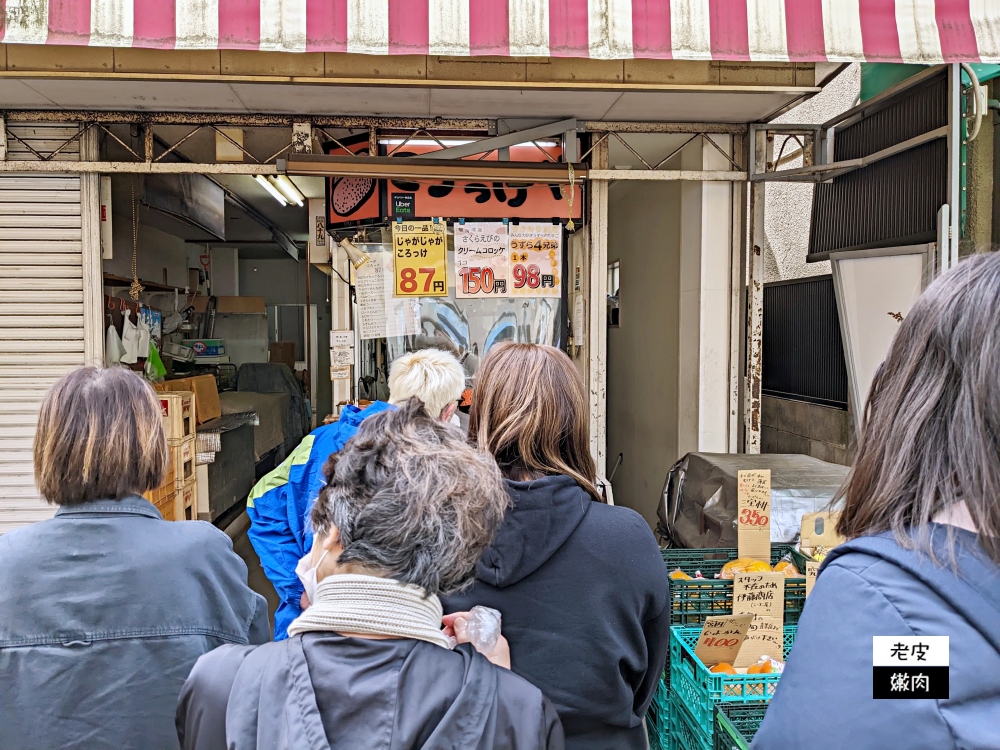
[737,469,771,562]
[733,571,785,668]
[508,223,562,298]
[693,614,754,666]
[805,561,819,597]
[454,222,510,298]
[735,616,785,668]
[392,220,448,297]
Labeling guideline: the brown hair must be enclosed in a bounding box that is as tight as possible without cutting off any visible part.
[34,367,167,506]
[837,252,1000,563]
[469,343,600,501]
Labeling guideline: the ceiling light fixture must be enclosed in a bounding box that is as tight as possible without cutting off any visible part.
[255,174,287,206]
[270,175,305,206]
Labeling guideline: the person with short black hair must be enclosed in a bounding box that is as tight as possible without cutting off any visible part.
[0,367,269,750]
[178,399,564,750]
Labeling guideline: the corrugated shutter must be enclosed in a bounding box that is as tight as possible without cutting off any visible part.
[0,124,85,533]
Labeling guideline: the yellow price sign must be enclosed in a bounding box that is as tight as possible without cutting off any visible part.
[392,220,448,297]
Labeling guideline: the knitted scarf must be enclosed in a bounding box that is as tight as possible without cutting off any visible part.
[286,573,451,649]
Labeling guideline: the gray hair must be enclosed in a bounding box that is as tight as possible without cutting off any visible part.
[838,250,1000,563]
[311,398,510,594]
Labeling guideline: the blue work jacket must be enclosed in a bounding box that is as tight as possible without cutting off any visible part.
[246,401,393,639]
[0,496,269,750]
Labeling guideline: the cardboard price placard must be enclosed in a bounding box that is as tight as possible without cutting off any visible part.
[454,222,511,298]
[737,469,771,561]
[392,221,448,297]
[805,561,820,597]
[693,614,754,666]
[735,616,785,668]
[508,223,562,298]
[733,572,785,620]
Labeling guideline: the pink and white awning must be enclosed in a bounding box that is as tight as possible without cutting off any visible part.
[1,0,998,63]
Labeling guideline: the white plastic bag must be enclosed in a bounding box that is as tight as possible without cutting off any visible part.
[120,309,140,364]
[105,322,126,366]
[136,312,151,358]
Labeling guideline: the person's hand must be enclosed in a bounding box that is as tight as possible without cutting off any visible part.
[442,612,511,669]
[300,591,310,610]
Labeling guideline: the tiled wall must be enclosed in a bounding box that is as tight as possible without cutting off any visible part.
[760,395,853,466]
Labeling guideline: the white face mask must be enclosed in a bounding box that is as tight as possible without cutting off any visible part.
[295,548,330,606]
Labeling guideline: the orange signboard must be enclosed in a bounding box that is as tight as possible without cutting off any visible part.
[384,141,582,222]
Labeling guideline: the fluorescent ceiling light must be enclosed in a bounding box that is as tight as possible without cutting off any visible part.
[379,139,558,148]
[270,175,305,206]
[255,174,287,206]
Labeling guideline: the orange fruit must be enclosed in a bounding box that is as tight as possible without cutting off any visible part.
[774,561,800,577]
[747,661,773,675]
[710,662,737,675]
[670,569,693,581]
[720,558,773,579]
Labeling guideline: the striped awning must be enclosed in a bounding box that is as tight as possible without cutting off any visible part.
[1,0,998,63]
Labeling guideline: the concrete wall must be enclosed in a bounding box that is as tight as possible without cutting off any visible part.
[606,180,681,528]
[240,259,333,419]
[760,395,853,466]
[105,218,191,289]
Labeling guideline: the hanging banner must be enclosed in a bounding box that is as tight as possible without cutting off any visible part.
[508,223,562,298]
[392,220,448,297]
[454,222,510,298]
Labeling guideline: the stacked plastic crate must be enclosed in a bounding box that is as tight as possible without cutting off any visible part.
[144,390,197,521]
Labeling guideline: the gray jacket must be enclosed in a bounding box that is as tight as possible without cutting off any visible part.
[177,632,565,750]
[0,497,270,750]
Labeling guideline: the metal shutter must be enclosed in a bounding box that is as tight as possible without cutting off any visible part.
[0,124,87,533]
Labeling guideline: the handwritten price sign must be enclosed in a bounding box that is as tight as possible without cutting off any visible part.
[454,222,510,299]
[392,220,448,298]
[737,469,771,562]
[508,223,562,298]
[694,614,754,665]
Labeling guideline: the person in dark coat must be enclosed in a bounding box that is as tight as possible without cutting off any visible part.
[443,343,670,750]
[177,400,564,750]
[754,252,1000,750]
[0,367,269,750]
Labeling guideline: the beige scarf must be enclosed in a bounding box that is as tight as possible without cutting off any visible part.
[287,573,451,649]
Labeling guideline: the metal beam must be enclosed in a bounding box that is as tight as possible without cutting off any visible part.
[283,154,585,183]
[0,160,280,174]
[589,169,746,181]
[417,119,577,160]
[585,122,747,134]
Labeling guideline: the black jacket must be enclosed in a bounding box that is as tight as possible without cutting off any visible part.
[177,633,564,750]
[443,475,670,750]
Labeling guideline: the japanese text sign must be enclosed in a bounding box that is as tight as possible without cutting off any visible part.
[454,222,510,298]
[737,469,771,562]
[508,223,562,298]
[805,561,819,597]
[735,616,785,668]
[392,221,448,297]
[733,572,785,668]
[693,614,754,666]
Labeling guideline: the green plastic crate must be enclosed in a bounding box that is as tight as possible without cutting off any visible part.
[788,547,815,575]
[662,545,805,626]
[646,676,671,750]
[668,695,712,750]
[713,704,768,750]
[647,714,663,750]
[669,625,796,734]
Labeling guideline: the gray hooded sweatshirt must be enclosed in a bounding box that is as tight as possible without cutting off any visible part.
[176,632,565,750]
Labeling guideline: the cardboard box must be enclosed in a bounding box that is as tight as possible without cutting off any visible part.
[191,295,266,314]
[183,339,226,356]
[159,391,195,443]
[269,341,296,369]
[156,375,221,424]
[170,435,197,486]
[175,476,197,521]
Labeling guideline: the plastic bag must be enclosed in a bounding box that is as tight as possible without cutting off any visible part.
[145,341,167,382]
[136,313,151,359]
[120,310,140,364]
[748,655,785,674]
[669,568,692,581]
[447,605,502,654]
[773,553,801,578]
[105,322,126,366]
[718,558,773,579]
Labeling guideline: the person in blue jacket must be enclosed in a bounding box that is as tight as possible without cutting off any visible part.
[246,347,467,639]
[753,252,1000,750]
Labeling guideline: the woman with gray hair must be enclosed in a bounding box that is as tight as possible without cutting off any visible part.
[177,399,564,750]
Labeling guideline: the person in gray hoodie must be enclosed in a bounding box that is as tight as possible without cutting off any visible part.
[443,343,670,750]
[753,252,1000,750]
[177,399,564,750]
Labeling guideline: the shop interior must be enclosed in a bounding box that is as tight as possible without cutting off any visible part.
[99,124,577,531]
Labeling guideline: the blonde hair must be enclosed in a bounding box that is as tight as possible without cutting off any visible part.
[34,367,167,505]
[388,348,465,419]
[469,343,600,501]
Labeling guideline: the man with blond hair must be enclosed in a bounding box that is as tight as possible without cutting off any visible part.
[246,347,466,639]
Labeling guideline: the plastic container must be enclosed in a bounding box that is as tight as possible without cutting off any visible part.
[789,547,816,575]
[661,545,806,626]
[669,625,796,734]
[669,695,712,750]
[646,676,671,750]
[713,703,768,750]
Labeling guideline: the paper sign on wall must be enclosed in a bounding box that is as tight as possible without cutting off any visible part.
[331,348,353,367]
[355,250,421,340]
[331,365,351,380]
[330,331,355,348]
[737,469,771,562]
[805,561,819,597]
[508,223,562,298]
[392,220,448,297]
[693,614,754,666]
[454,222,510,298]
